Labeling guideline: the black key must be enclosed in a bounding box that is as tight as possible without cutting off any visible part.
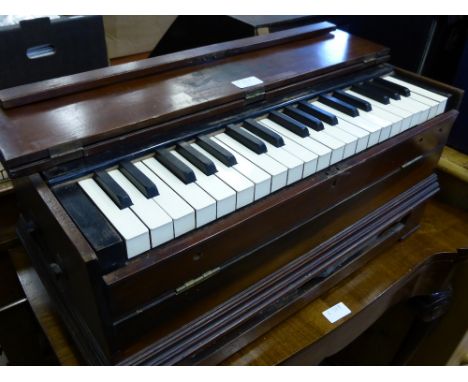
[94,170,133,209]
[333,89,372,112]
[268,111,310,138]
[282,106,324,131]
[373,77,410,97]
[243,119,284,147]
[367,81,401,100]
[297,101,338,125]
[176,142,217,176]
[119,161,159,198]
[318,95,360,117]
[351,83,390,105]
[197,135,237,167]
[226,125,267,154]
[55,183,126,272]
[155,149,197,184]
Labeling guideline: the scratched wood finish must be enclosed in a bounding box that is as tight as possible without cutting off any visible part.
[0,22,336,109]
[0,29,388,171]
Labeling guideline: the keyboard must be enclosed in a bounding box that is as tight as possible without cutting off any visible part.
[3,22,461,365]
[53,74,449,264]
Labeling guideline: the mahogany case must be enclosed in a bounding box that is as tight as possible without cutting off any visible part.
[0,23,463,364]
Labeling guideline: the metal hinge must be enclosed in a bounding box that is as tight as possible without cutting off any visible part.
[244,86,266,104]
[401,154,424,169]
[49,141,84,160]
[175,267,221,295]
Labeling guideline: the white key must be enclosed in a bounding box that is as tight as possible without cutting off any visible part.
[346,89,413,132]
[143,157,216,228]
[107,169,173,247]
[410,92,440,119]
[257,118,318,177]
[239,127,303,185]
[326,117,370,151]
[133,161,195,237]
[302,126,346,164]
[204,138,271,200]
[216,133,288,192]
[384,75,448,115]
[320,122,358,158]
[78,178,150,258]
[170,150,236,217]
[346,97,403,137]
[312,101,382,146]
[392,95,430,126]
[259,118,332,171]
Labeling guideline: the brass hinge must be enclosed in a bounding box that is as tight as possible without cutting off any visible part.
[245,86,266,104]
[401,155,424,169]
[49,141,84,160]
[175,267,221,295]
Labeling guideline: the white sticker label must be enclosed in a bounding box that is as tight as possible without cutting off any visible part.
[322,302,351,323]
[231,76,263,89]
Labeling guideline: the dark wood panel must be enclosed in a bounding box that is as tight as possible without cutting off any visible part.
[0,22,336,109]
[0,29,388,170]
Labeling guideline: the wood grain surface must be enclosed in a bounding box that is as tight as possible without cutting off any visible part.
[8,199,468,365]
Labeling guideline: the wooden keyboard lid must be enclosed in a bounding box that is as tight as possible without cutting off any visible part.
[0,22,389,177]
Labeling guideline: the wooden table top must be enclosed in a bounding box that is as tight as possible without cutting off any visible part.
[8,199,468,365]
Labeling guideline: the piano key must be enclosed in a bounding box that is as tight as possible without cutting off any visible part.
[351,83,390,105]
[143,157,216,228]
[257,118,318,177]
[78,178,150,258]
[409,92,440,119]
[239,126,303,185]
[94,170,133,209]
[226,125,267,154]
[282,106,324,131]
[337,89,403,137]
[390,94,431,126]
[243,119,285,147]
[346,89,413,132]
[311,101,382,146]
[155,149,196,184]
[319,122,358,158]
[108,169,174,247]
[345,103,394,141]
[176,142,217,176]
[297,101,339,125]
[197,139,267,202]
[333,89,372,112]
[300,124,346,164]
[197,135,237,167]
[133,162,195,237]
[366,81,401,100]
[258,118,332,171]
[327,117,370,152]
[268,111,310,137]
[192,138,256,209]
[119,161,159,198]
[318,95,359,117]
[54,183,127,272]
[171,150,236,217]
[215,133,288,192]
[373,77,411,96]
[383,75,448,115]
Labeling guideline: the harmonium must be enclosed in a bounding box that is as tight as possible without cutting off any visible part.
[0,22,463,365]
